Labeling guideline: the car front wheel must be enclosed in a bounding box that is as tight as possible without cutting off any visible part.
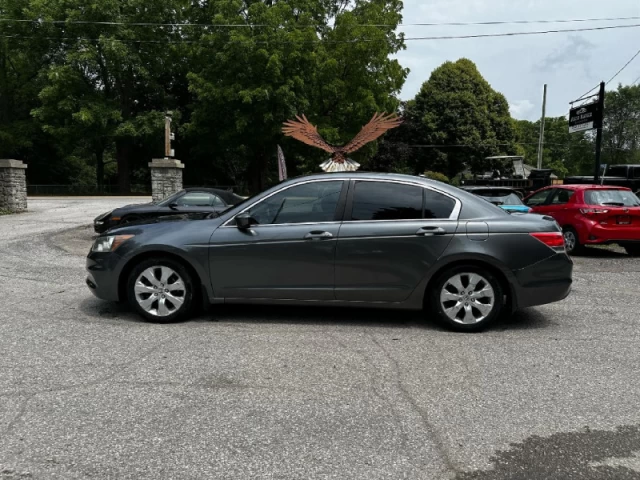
[429,266,504,332]
[127,258,195,323]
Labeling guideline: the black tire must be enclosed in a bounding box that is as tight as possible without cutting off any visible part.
[624,244,640,257]
[428,265,504,332]
[562,226,582,255]
[126,257,195,323]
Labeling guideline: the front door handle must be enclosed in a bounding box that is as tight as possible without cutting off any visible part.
[304,231,333,241]
[416,227,446,236]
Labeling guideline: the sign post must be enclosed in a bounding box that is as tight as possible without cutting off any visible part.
[594,82,605,184]
[569,82,605,183]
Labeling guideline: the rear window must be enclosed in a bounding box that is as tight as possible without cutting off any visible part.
[584,189,640,207]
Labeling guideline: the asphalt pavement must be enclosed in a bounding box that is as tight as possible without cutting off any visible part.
[1,198,640,480]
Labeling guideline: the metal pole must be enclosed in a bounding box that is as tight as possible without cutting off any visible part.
[536,84,547,170]
[594,82,605,183]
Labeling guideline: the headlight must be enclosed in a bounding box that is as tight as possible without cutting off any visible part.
[92,235,135,252]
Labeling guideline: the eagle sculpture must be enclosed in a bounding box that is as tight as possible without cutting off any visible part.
[282,112,402,172]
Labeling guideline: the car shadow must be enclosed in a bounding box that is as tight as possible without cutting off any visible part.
[79,296,553,332]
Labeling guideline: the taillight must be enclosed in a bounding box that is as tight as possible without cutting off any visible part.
[580,208,609,216]
[530,232,565,248]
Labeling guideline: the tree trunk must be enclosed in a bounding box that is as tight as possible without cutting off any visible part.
[96,148,105,193]
[116,139,132,194]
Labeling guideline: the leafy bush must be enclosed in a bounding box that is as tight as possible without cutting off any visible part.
[423,171,450,184]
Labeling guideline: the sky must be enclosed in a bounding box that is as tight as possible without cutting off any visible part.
[395,0,640,121]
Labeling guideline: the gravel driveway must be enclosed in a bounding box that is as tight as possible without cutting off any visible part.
[1,198,640,479]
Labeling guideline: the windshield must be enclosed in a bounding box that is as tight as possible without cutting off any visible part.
[156,190,186,206]
[476,192,523,205]
[585,189,640,207]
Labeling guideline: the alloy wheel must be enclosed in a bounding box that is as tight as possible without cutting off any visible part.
[439,273,495,325]
[563,230,576,252]
[134,266,186,317]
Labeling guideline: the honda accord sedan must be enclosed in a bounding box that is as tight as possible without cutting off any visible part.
[86,173,573,332]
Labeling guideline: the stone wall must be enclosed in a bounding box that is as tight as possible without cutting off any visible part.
[0,159,28,213]
[149,159,184,202]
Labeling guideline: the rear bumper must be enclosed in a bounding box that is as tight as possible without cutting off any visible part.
[512,252,573,309]
[576,221,640,244]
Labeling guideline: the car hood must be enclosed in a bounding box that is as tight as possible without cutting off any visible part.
[103,212,225,235]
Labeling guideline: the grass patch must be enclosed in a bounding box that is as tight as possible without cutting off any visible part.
[0,208,13,216]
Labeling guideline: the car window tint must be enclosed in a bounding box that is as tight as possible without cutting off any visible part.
[549,189,575,205]
[423,189,456,218]
[606,166,628,178]
[585,189,640,207]
[633,167,640,179]
[247,181,343,225]
[176,192,224,207]
[525,190,551,206]
[351,181,422,221]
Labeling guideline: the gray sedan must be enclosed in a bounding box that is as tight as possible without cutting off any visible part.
[86,173,573,332]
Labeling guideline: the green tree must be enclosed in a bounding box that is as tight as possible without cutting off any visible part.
[409,58,517,178]
[186,0,407,193]
[602,84,640,165]
[513,117,594,177]
[26,0,190,191]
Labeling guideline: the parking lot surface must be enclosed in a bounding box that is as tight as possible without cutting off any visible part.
[1,198,640,479]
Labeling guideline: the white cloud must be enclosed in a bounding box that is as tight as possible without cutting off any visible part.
[510,100,536,120]
[398,0,640,119]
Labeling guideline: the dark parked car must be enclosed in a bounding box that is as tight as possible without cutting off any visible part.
[86,173,573,332]
[460,186,532,213]
[93,188,245,233]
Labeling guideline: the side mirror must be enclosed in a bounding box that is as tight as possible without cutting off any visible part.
[169,203,179,210]
[236,212,256,230]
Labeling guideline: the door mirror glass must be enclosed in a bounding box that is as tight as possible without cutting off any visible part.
[235,212,256,229]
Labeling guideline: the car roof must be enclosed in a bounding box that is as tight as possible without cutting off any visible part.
[282,172,470,197]
[460,186,519,193]
[556,184,631,191]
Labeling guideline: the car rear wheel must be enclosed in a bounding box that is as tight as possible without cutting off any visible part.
[127,258,195,323]
[624,244,640,257]
[429,266,504,332]
[562,226,582,255]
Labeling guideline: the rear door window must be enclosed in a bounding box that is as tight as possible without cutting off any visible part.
[606,166,629,178]
[423,189,456,219]
[585,189,640,207]
[350,181,423,221]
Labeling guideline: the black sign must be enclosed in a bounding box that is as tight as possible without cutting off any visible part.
[569,102,601,133]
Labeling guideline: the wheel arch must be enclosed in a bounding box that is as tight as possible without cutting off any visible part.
[118,250,207,305]
[422,257,515,313]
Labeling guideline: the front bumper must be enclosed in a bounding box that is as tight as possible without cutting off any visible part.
[512,252,573,309]
[86,252,123,301]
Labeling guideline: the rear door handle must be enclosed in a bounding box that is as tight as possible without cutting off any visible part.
[416,227,446,236]
[304,231,333,241]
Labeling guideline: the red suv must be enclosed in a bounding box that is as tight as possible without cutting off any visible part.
[523,185,640,255]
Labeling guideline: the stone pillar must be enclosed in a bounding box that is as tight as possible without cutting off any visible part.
[0,159,28,213]
[149,158,184,202]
